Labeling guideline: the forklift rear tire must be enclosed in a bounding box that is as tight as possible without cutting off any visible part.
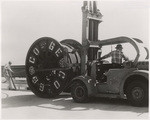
[126,81,148,107]
[71,81,89,103]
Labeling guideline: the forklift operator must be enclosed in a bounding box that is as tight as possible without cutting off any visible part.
[100,44,129,67]
[96,44,129,82]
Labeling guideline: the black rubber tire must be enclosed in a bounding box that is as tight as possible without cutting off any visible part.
[126,81,148,107]
[71,81,89,103]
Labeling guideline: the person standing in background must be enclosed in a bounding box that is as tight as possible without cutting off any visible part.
[3,61,16,90]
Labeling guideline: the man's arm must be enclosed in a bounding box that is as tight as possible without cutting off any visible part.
[100,52,111,60]
[7,65,14,73]
[122,54,129,61]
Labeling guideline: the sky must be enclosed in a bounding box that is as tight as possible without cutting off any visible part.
[1,0,150,65]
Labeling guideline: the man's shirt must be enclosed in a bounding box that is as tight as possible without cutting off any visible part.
[3,64,13,76]
[102,50,128,64]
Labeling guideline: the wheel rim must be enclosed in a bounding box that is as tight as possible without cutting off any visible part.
[75,86,85,98]
[132,87,144,101]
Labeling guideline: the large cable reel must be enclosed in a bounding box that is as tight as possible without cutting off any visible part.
[25,37,82,98]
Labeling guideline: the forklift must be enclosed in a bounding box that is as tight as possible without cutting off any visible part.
[70,1,149,107]
[25,1,148,107]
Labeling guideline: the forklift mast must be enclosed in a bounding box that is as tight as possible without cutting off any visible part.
[81,1,102,74]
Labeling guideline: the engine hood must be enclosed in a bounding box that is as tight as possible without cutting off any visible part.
[137,60,149,70]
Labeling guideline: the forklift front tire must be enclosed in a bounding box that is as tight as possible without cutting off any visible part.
[71,81,89,103]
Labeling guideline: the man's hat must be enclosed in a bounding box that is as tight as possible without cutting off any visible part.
[116,44,123,49]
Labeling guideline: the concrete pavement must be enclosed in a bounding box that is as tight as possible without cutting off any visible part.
[1,79,149,119]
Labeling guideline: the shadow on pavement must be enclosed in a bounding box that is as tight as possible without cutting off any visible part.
[2,91,148,114]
